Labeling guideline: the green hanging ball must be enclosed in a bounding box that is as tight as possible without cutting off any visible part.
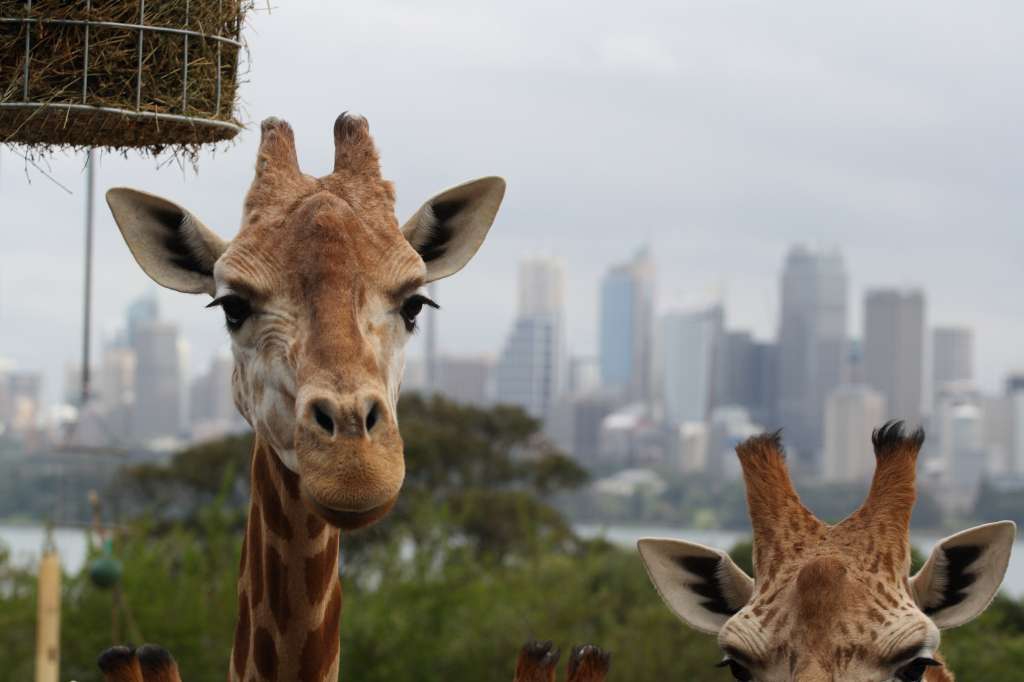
[89,555,122,589]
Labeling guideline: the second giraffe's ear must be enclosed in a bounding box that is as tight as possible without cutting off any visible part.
[637,538,754,635]
[401,177,506,282]
[106,188,228,296]
[911,521,1016,629]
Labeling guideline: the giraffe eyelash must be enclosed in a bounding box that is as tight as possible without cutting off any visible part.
[400,294,439,333]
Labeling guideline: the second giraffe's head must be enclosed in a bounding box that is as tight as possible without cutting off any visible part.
[639,423,1015,682]
[107,114,505,530]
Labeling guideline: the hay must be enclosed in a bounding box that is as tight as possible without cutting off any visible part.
[0,0,252,159]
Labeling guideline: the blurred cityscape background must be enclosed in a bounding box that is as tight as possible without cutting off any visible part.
[2,238,1022,527]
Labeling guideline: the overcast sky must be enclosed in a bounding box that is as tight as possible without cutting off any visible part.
[2,0,1022,405]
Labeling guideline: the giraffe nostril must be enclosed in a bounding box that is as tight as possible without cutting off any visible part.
[312,401,335,435]
[365,401,380,433]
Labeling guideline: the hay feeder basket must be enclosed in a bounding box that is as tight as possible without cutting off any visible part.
[1,0,248,153]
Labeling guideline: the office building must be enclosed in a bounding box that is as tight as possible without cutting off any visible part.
[547,391,619,462]
[132,320,184,442]
[437,355,494,406]
[863,288,925,424]
[495,257,566,419]
[822,385,887,483]
[715,331,778,428]
[941,401,986,507]
[706,406,762,481]
[776,246,848,471]
[0,369,42,438]
[659,304,723,425]
[933,327,973,389]
[189,353,242,441]
[599,248,654,401]
[1010,375,1024,476]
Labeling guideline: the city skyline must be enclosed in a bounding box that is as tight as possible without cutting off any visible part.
[2,237,1022,419]
[2,1,1023,411]
[3,238,1023,527]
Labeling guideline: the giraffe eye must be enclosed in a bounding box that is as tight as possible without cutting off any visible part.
[896,657,940,681]
[716,659,753,681]
[209,295,252,331]
[399,294,438,332]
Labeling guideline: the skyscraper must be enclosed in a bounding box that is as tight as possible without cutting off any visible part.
[437,355,493,406]
[599,248,654,402]
[97,345,136,442]
[0,369,42,439]
[822,384,887,483]
[940,400,986,506]
[423,282,440,395]
[518,258,565,317]
[495,257,565,419]
[1009,374,1024,476]
[933,327,973,389]
[715,331,778,428]
[126,293,159,346]
[189,352,243,442]
[132,320,183,443]
[776,246,848,470]
[659,304,723,425]
[863,289,925,424]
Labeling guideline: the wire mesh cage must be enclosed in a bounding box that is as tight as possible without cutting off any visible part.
[0,0,250,156]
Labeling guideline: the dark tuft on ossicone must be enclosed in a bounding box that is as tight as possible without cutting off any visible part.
[97,645,135,672]
[568,644,612,679]
[736,429,786,460]
[136,643,176,672]
[871,420,925,456]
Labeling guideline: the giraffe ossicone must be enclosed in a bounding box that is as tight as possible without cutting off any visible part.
[639,421,1015,682]
[101,113,506,682]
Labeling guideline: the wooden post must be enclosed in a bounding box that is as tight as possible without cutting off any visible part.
[34,550,61,682]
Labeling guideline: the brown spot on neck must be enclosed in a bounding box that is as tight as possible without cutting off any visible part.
[298,581,343,680]
[305,533,340,606]
[253,627,278,680]
[306,512,327,539]
[253,444,294,541]
[232,591,250,677]
[248,506,265,608]
[265,545,292,634]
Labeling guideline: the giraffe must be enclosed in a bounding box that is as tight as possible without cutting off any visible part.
[638,422,1016,682]
[514,640,612,682]
[97,113,506,682]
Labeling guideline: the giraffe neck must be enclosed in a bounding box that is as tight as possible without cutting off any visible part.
[230,435,342,682]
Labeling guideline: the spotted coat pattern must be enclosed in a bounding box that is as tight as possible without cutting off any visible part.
[229,439,341,682]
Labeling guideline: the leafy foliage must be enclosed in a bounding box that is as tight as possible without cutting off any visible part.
[0,395,1021,681]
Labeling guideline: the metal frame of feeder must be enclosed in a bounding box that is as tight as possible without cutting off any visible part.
[0,0,245,139]
[1,0,246,415]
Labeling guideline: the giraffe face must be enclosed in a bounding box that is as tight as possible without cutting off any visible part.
[639,426,1016,682]
[715,552,942,682]
[106,114,505,530]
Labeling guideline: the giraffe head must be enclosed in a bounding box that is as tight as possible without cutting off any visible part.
[106,114,505,530]
[639,422,1016,681]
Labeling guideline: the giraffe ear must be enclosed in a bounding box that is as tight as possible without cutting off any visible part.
[911,521,1016,630]
[638,538,754,635]
[401,177,505,282]
[106,188,228,296]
